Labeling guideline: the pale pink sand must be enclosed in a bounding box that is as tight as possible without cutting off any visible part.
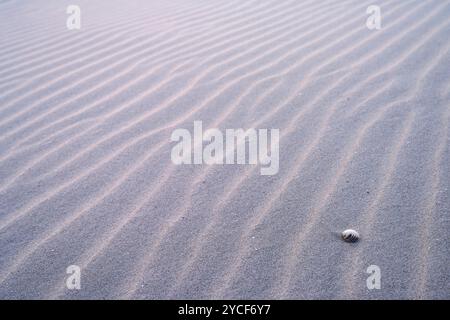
[0,0,449,299]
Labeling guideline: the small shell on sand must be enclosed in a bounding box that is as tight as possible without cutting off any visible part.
[342,229,360,242]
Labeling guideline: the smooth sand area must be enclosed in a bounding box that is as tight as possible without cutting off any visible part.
[0,0,449,299]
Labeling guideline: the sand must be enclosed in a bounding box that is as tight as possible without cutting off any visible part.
[0,0,449,299]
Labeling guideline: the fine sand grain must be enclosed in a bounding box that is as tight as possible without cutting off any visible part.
[0,0,449,299]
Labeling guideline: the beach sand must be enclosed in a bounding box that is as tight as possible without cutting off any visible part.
[0,0,449,299]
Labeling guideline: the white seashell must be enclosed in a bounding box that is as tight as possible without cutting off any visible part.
[341,229,360,242]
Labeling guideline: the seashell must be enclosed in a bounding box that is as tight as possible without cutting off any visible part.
[341,229,359,242]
